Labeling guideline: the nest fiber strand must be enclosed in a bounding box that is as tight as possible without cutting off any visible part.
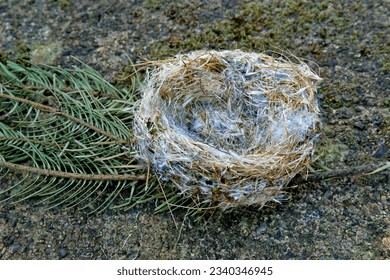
[134,50,321,208]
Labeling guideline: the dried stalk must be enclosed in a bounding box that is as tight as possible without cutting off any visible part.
[289,162,390,186]
[1,160,387,185]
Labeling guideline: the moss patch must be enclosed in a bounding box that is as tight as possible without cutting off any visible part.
[147,0,354,58]
[30,42,62,65]
[0,43,30,62]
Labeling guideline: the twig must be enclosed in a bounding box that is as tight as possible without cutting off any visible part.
[288,162,389,186]
[0,160,387,186]
[0,161,146,181]
[0,92,123,142]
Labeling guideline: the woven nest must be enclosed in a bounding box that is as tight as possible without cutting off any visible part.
[134,50,321,209]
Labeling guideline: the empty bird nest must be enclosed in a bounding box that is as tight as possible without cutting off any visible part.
[133,49,321,209]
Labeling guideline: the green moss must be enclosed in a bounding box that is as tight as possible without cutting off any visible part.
[0,51,8,63]
[381,55,390,73]
[145,0,163,11]
[11,43,31,61]
[147,0,353,59]
[30,42,62,65]
[315,137,350,165]
[49,0,70,9]
[2,41,62,65]
[59,0,70,9]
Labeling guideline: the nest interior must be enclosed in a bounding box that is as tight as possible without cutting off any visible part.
[134,50,321,208]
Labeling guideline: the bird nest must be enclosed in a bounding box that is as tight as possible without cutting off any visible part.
[133,50,321,209]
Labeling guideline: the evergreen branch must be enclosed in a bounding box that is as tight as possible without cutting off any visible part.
[0,160,147,181]
[0,92,123,142]
[12,84,120,100]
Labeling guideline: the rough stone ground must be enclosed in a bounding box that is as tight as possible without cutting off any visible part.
[0,0,389,259]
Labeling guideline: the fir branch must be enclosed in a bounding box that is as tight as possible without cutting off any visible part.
[0,92,123,142]
[12,84,120,100]
[0,160,147,181]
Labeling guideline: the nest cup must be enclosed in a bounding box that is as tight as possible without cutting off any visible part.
[134,50,321,208]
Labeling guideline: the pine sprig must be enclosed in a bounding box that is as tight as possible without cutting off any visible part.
[0,61,168,213]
